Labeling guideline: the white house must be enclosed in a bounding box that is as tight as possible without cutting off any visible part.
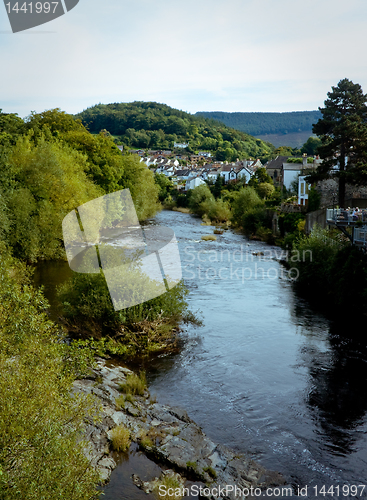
[235,166,252,183]
[298,175,311,206]
[185,177,206,190]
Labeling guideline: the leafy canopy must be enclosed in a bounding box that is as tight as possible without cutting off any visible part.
[309,78,367,206]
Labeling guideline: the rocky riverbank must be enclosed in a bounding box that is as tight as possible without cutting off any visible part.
[73,358,286,499]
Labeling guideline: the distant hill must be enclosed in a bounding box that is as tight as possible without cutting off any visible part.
[195,111,322,136]
[76,102,275,162]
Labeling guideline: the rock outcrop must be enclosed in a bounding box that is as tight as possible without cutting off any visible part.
[74,358,286,498]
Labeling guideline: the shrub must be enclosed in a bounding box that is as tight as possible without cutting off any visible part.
[110,424,131,452]
[119,372,147,396]
[203,466,217,479]
[231,186,264,226]
[199,198,231,222]
[241,207,268,236]
[115,394,125,410]
[188,184,213,215]
[153,475,183,500]
[57,269,189,337]
[0,249,100,500]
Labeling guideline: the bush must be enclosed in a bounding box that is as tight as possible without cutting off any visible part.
[241,207,268,236]
[199,198,231,222]
[119,372,147,396]
[57,268,189,337]
[188,184,213,216]
[231,186,264,226]
[0,249,100,500]
[110,424,131,452]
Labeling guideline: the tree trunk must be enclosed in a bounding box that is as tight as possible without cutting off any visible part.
[338,175,346,208]
[339,144,346,207]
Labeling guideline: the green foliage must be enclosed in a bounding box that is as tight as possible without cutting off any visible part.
[109,424,131,452]
[0,110,24,145]
[241,207,269,236]
[154,172,175,203]
[307,186,321,212]
[301,136,322,155]
[57,270,189,335]
[118,153,161,220]
[24,108,85,136]
[188,184,214,216]
[230,186,264,225]
[76,101,273,160]
[248,167,273,187]
[1,135,103,262]
[257,182,275,199]
[291,227,367,313]
[286,157,314,163]
[0,250,100,500]
[199,197,231,223]
[62,130,125,192]
[119,372,147,396]
[213,173,224,198]
[309,79,367,206]
[278,212,305,236]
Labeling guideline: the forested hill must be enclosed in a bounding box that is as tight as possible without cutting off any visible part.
[195,111,322,136]
[75,102,274,161]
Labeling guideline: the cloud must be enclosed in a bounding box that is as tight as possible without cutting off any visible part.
[1,0,367,116]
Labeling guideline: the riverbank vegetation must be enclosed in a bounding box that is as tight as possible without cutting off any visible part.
[0,247,100,499]
[0,107,195,495]
[172,167,281,242]
[290,226,367,315]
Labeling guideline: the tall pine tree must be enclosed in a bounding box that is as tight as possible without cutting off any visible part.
[308,79,367,207]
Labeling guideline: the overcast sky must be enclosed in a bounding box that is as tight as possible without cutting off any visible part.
[1,0,367,119]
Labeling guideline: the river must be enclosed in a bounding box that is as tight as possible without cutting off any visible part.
[34,209,367,498]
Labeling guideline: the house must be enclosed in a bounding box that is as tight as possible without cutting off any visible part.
[140,156,157,167]
[219,165,235,183]
[298,176,311,206]
[235,165,252,183]
[185,177,206,190]
[174,169,191,181]
[265,156,289,186]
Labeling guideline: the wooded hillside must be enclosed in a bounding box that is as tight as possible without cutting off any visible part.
[76,102,274,161]
[195,110,322,136]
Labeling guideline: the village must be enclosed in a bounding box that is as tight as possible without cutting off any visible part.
[127,146,367,211]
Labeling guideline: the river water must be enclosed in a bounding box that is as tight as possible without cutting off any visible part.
[35,209,367,498]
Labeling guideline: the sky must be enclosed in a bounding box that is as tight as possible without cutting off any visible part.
[1,0,367,119]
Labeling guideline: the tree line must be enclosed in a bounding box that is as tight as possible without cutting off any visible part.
[195,110,322,136]
[0,107,181,499]
[75,101,274,162]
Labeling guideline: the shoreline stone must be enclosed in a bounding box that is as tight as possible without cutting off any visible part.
[73,358,287,498]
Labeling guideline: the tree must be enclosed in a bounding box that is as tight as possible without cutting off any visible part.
[118,153,161,220]
[301,136,322,155]
[213,174,224,198]
[308,79,367,207]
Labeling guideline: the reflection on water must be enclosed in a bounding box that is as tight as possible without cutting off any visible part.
[34,211,367,498]
[144,211,367,496]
